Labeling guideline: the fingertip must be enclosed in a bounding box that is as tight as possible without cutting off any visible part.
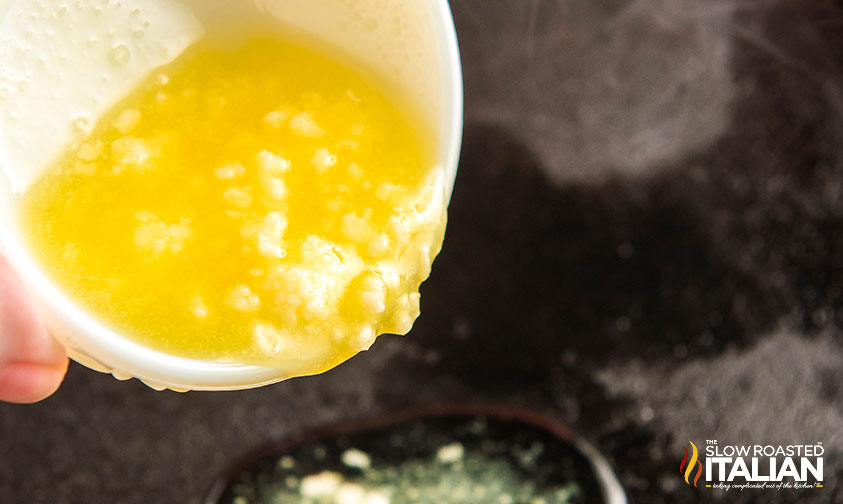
[0,359,69,404]
[0,254,68,377]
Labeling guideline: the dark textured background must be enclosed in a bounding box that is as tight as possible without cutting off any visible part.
[3,1,843,502]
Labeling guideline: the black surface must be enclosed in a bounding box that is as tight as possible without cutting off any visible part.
[2,1,843,503]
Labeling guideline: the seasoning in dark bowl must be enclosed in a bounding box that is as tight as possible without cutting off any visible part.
[206,406,626,504]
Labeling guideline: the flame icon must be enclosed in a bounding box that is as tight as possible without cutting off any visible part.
[680,441,703,487]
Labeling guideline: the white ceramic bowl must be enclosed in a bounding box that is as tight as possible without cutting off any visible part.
[0,0,463,391]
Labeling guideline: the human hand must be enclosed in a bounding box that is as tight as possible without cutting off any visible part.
[0,256,68,403]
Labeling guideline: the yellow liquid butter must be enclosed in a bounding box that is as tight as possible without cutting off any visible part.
[20,37,445,376]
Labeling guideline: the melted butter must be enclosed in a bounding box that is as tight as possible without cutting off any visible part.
[19,37,444,376]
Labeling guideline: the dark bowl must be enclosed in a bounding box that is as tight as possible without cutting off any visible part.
[204,404,627,504]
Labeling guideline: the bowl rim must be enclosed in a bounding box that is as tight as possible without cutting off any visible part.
[0,0,465,391]
[201,403,627,504]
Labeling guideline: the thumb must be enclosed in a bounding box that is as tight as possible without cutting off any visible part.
[0,257,68,403]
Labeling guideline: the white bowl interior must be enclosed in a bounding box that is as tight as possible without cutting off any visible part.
[0,0,463,390]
